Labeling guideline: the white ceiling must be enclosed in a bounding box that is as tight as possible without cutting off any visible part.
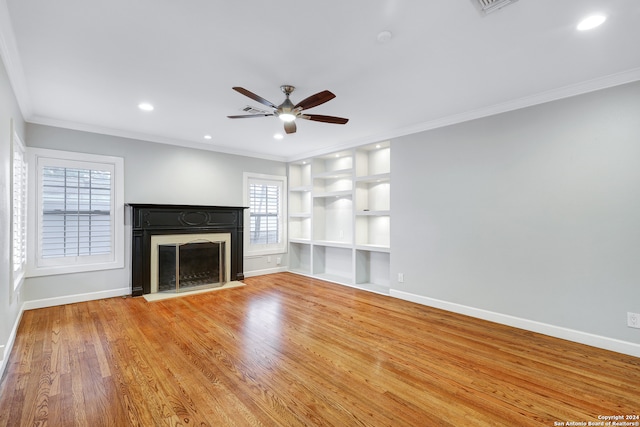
[2,0,640,161]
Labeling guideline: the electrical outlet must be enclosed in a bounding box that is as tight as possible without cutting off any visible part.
[628,312,640,329]
[267,256,271,263]
[398,273,404,283]
[276,257,281,265]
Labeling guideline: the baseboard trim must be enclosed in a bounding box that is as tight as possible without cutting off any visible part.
[0,305,25,381]
[390,289,640,358]
[243,266,288,278]
[22,287,131,311]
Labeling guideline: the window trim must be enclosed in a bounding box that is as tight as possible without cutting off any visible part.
[27,148,125,277]
[243,172,287,256]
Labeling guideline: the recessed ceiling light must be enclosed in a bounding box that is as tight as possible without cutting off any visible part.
[138,102,154,111]
[273,133,284,140]
[577,14,606,31]
[204,135,212,140]
[377,30,393,43]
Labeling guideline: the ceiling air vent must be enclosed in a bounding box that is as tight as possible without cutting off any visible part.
[473,0,518,15]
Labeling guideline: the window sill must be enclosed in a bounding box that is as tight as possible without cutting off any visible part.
[26,259,125,278]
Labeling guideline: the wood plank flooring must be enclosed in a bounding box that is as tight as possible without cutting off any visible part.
[1,272,639,426]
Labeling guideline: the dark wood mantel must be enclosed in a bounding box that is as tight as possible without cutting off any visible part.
[128,204,247,296]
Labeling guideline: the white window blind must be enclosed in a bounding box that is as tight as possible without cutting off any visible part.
[41,166,112,258]
[249,182,280,245]
[11,132,27,287]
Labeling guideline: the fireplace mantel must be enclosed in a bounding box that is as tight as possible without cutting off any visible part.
[128,204,247,296]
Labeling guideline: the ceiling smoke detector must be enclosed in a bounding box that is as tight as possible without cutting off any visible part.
[472,0,519,15]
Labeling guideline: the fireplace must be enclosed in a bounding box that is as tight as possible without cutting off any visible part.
[151,233,231,293]
[128,204,246,296]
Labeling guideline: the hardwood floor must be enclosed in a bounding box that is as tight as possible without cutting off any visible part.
[1,272,638,426]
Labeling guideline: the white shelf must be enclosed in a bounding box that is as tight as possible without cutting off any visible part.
[289,237,311,244]
[313,190,352,198]
[355,172,390,184]
[290,185,313,191]
[355,244,390,253]
[289,213,311,218]
[288,141,391,293]
[313,240,353,249]
[356,210,390,216]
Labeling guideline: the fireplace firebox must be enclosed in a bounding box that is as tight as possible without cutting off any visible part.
[158,240,224,292]
[128,204,246,296]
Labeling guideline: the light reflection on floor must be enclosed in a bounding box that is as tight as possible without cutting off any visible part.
[241,293,284,365]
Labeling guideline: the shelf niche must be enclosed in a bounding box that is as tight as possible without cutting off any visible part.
[287,141,391,295]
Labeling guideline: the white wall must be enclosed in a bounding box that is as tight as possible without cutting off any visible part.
[0,53,26,373]
[24,124,288,303]
[391,81,640,351]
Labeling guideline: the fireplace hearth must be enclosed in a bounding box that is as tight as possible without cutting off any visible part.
[128,204,246,296]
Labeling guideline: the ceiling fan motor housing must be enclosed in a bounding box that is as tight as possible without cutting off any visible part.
[280,85,295,96]
[277,85,298,121]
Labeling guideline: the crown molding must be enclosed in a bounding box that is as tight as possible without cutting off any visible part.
[27,115,288,162]
[286,68,640,162]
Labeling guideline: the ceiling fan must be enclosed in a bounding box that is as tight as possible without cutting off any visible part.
[227,85,349,134]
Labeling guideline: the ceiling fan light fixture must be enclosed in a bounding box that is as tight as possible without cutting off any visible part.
[279,113,296,122]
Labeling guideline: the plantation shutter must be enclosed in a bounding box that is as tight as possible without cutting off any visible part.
[41,166,113,258]
[249,181,280,245]
[12,137,27,276]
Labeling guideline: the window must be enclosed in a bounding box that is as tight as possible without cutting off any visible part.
[28,148,125,276]
[244,173,287,256]
[11,129,27,292]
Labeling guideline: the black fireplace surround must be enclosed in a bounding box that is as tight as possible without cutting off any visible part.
[128,204,247,296]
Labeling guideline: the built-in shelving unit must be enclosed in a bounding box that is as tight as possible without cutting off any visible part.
[287,141,391,294]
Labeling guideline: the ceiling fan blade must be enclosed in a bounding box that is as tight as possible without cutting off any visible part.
[232,87,277,109]
[300,114,349,125]
[227,114,274,119]
[294,90,336,110]
[284,121,297,134]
